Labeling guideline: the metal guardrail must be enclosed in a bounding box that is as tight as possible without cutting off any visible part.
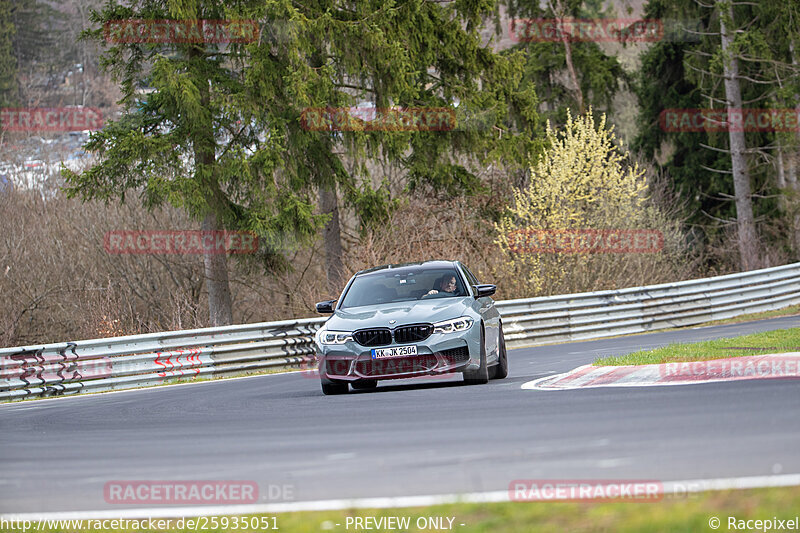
[0,318,324,401]
[2,263,798,400]
[497,262,800,348]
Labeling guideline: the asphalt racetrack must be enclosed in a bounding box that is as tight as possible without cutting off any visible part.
[1,316,798,514]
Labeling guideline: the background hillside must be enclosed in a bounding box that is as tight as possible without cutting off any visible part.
[0,0,797,345]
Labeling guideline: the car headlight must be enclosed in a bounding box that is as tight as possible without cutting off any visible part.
[433,317,474,334]
[319,330,353,345]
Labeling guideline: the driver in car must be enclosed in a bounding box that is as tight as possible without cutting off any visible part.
[426,275,458,297]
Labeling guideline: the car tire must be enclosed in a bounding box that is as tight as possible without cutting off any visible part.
[321,380,349,395]
[463,323,489,385]
[490,326,508,380]
[351,379,378,390]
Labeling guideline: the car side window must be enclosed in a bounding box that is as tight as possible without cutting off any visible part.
[461,265,479,286]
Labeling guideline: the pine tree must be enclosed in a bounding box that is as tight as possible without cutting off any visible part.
[64,0,539,324]
[503,0,626,126]
[634,0,800,268]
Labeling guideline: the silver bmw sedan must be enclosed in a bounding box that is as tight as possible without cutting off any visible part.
[314,260,508,395]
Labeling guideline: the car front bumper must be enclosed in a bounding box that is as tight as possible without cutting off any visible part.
[317,331,481,382]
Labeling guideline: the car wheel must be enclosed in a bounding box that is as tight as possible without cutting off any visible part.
[351,379,378,390]
[321,380,349,395]
[490,326,508,380]
[463,322,489,385]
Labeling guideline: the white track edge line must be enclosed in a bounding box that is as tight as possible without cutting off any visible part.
[4,474,800,521]
[520,369,580,390]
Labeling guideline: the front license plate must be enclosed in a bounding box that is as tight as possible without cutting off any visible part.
[371,345,418,359]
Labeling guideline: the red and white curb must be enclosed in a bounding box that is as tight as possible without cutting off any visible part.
[523,352,800,390]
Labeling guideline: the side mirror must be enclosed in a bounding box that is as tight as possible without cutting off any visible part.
[315,300,336,313]
[473,284,496,298]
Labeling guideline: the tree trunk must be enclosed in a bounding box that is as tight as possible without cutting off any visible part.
[719,2,759,271]
[785,151,800,256]
[202,211,233,326]
[319,184,345,295]
[777,145,786,201]
[788,151,799,191]
[789,40,799,189]
[549,0,584,114]
[788,40,800,254]
[191,45,233,326]
[561,32,584,115]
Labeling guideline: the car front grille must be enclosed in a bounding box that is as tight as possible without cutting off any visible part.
[439,346,470,365]
[353,324,434,346]
[394,324,433,343]
[355,355,439,376]
[353,328,393,347]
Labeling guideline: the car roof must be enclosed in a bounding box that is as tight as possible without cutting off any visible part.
[355,260,459,276]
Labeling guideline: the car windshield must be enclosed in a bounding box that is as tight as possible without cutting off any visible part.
[340,266,467,308]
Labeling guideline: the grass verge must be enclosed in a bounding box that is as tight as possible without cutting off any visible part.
[696,304,799,327]
[511,304,800,350]
[595,327,800,366]
[7,485,800,533]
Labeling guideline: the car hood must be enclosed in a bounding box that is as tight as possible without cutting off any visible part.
[324,297,473,331]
